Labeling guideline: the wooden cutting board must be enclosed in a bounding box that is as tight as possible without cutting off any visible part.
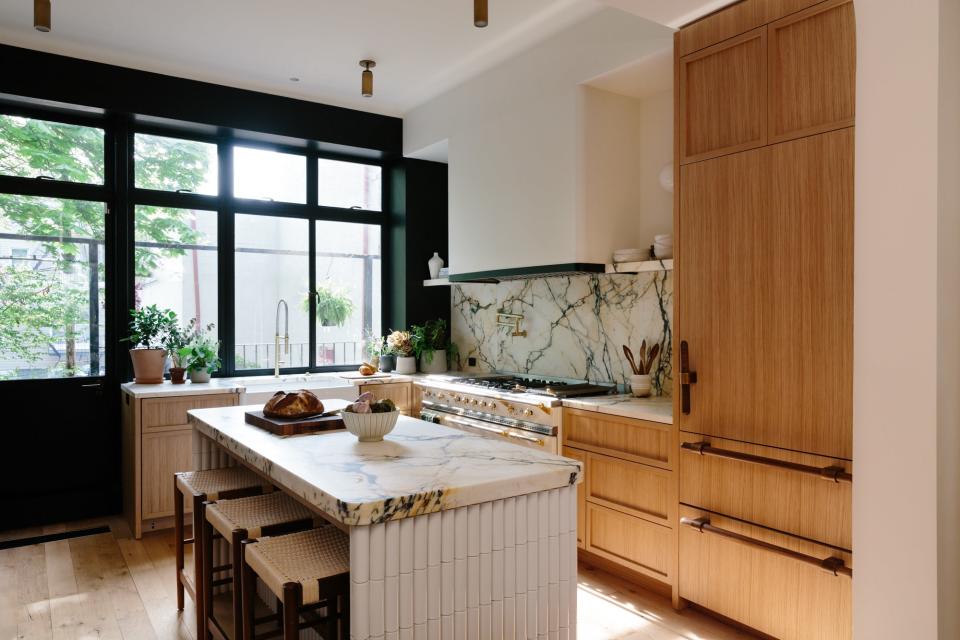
[244,399,349,436]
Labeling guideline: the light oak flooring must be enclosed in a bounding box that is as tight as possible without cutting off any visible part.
[0,517,754,640]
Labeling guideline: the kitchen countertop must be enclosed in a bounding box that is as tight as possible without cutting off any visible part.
[120,371,424,398]
[188,405,581,526]
[560,394,673,424]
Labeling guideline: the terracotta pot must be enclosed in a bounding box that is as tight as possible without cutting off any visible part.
[169,367,186,384]
[129,348,167,384]
[189,369,211,384]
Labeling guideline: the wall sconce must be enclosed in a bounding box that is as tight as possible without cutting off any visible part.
[474,0,488,28]
[34,0,51,32]
[359,60,376,98]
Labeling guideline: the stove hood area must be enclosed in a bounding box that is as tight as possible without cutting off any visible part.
[403,9,675,281]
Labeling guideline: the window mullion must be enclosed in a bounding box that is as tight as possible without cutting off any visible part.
[218,140,235,377]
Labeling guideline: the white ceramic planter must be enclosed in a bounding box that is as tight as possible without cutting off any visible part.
[631,374,652,398]
[395,356,417,374]
[419,349,447,374]
[189,369,211,383]
[341,410,400,442]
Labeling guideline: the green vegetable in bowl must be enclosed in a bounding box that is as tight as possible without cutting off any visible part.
[344,395,398,414]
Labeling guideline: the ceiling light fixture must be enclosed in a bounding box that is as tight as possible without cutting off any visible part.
[474,0,488,27]
[359,60,376,98]
[34,0,51,32]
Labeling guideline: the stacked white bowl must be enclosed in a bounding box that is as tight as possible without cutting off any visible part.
[612,248,650,263]
[653,234,673,259]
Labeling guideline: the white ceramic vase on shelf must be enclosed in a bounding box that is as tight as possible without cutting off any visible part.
[428,252,444,279]
[395,356,417,374]
[631,374,652,398]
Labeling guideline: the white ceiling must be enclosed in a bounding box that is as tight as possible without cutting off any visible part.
[0,0,607,117]
[585,46,673,101]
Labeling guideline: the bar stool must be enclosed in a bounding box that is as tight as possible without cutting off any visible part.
[202,492,315,640]
[174,468,272,638]
[241,527,350,640]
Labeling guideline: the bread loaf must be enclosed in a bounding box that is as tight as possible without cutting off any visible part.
[262,389,324,419]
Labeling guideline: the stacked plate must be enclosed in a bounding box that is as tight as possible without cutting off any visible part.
[653,234,673,259]
[612,248,650,263]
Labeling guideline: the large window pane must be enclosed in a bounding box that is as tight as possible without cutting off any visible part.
[235,214,309,370]
[134,206,217,330]
[134,134,218,195]
[0,195,105,379]
[0,114,104,184]
[315,221,381,366]
[233,147,306,204]
[317,159,382,211]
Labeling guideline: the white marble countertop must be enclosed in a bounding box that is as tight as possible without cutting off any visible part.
[560,394,673,424]
[188,405,581,526]
[121,372,426,398]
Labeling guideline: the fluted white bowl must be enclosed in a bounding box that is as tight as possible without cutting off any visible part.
[341,410,400,442]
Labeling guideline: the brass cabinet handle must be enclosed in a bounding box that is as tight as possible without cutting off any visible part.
[679,340,697,414]
[680,516,852,578]
[680,441,852,483]
[507,431,545,447]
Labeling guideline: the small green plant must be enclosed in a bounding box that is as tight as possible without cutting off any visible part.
[164,318,196,368]
[124,305,177,350]
[364,333,385,360]
[179,322,221,373]
[410,319,451,364]
[304,282,355,327]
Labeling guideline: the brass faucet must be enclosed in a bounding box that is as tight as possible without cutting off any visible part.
[496,312,527,337]
[274,299,289,377]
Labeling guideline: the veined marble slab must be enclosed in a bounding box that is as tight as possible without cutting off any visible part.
[452,271,673,394]
[561,394,673,424]
[188,406,582,526]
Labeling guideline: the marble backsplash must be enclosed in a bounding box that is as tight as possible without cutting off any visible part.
[451,271,673,395]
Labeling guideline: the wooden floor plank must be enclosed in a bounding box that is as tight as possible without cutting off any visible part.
[116,535,193,640]
[11,543,53,640]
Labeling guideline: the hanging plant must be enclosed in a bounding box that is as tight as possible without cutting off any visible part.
[303,282,355,327]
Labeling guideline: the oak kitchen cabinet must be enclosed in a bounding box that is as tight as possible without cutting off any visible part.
[674,0,855,637]
[563,408,677,594]
[359,381,413,415]
[121,388,240,538]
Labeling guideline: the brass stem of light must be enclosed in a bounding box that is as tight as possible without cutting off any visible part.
[34,0,51,32]
[474,0,488,28]
[359,60,376,98]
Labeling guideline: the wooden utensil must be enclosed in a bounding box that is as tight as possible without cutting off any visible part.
[622,345,640,375]
[645,343,661,374]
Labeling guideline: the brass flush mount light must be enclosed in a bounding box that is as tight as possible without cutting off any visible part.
[34,0,51,32]
[359,60,376,98]
[474,0,488,28]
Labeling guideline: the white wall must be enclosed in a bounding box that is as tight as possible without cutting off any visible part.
[636,90,674,245]
[854,1,960,637]
[404,9,673,274]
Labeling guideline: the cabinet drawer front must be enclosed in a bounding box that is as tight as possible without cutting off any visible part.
[142,394,238,431]
[679,506,851,640]
[562,409,672,469]
[587,454,673,527]
[586,503,672,582]
[142,430,193,519]
[680,434,851,549]
[680,28,767,164]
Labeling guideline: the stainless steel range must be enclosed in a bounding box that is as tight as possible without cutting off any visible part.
[417,374,615,454]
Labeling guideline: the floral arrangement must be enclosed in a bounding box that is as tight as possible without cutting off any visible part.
[385,330,413,357]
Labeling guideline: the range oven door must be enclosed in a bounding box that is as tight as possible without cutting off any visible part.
[420,408,557,454]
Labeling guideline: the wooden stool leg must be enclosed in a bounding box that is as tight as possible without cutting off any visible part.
[193,496,206,640]
[282,583,300,640]
[202,503,215,640]
[340,574,350,640]
[240,541,256,640]
[231,531,245,640]
[174,477,184,611]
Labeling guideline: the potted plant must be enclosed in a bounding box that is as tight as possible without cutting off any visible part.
[365,333,385,371]
[386,330,415,374]
[304,282,355,327]
[180,322,221,383]
[165,319,194,384]
[411,319,454,374]
[124,305,177,384]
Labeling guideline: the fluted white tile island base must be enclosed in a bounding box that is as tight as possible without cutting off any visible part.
[188,406,579,640]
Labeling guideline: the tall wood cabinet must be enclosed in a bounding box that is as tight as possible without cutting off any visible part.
[674,1,855,638]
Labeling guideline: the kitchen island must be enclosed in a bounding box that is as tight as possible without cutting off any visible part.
[188,405,581,640]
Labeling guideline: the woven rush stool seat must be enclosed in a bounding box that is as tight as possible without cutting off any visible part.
[202,492,315,640]
[173,467,271,640]
[241,528,350,640]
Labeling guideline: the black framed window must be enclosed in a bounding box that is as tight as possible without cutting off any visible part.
[0,111,109,380]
